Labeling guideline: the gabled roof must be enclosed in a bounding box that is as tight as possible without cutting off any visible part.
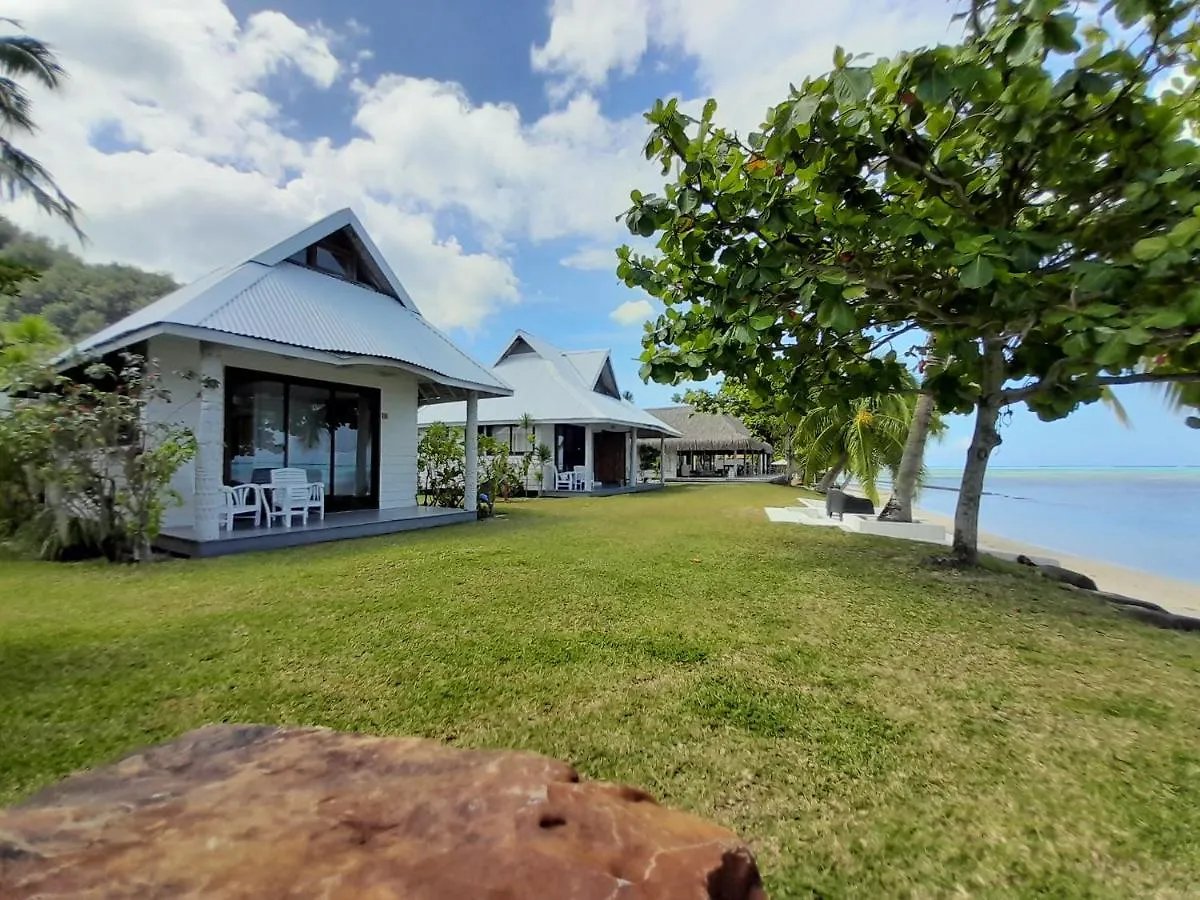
[643,405,773,453]
[67,209,509,399]
[419,330,678,436]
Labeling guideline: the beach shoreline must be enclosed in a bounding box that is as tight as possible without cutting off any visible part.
[915,507,1200,616]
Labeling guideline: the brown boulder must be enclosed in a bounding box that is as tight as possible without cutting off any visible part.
[0,725,765,899]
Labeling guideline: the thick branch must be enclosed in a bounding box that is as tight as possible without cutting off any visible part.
[1002,371,1200,405]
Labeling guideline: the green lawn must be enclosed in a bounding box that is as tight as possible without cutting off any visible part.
[2,483,1199,897]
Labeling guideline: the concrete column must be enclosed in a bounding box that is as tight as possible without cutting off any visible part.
[659,437,665,484]
[464,392,478,512]
[194,343,224,541]
[583,424,594,489]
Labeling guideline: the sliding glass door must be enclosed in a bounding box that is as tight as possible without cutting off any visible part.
[225,368,380,511]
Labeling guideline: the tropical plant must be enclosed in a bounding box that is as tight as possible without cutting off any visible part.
[533,442,553,489]
[517,412,536,494]
[619,0,1200,562]
[0,22,79,235]
[0,354,196,561]
[417,422,464,508]
[794,381,936,504]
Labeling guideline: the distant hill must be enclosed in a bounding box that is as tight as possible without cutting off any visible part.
[0,217,178,340]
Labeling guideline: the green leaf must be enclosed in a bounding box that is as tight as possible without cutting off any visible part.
[1062,333,1089,358]
[1094,337,1128,368]
[1132,236,1170,261]
[1142,308,1187,329]
[678,189,700,215]
[958,256,995,289]
[833,45,846,68]
[750,313,776,331]
[1084,303,1120,319]
[817,298,856,333]
[787,95,820,131]
[1122,326,1153,346]
[915,68,952,106]
[833,68,872,105]
[1169,217,1200,247]
[842,284,867,300]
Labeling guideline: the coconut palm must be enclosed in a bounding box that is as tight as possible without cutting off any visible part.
[0,21,80,235]
[796,390,915,504]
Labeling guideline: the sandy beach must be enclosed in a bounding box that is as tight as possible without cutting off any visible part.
[916,507,1200,616]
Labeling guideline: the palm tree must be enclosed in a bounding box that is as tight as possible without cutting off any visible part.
[795,389,916,504]
[0,21,80,235]
[881,353,944,522]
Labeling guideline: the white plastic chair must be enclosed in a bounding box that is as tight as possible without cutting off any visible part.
[221,484,261,530]
[308,482,325,520]
[268,468,310,528]
[554,468,573,491]
[572,466,591,492]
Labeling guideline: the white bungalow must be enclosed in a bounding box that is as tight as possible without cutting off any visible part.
[69,209,511,556]
[416,331,678,495]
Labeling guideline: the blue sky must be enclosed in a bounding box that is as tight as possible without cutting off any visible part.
[7,0,1197,468]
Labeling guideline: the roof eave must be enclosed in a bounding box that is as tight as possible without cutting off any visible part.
[64,323,511,398]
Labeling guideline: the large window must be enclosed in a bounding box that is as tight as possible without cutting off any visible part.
[483,424,532,455]
[225,368,380,511]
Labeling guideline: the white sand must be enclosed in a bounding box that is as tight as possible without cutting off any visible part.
[915,507,1200,616]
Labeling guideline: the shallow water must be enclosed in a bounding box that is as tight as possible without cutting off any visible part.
[909,468,1200,582]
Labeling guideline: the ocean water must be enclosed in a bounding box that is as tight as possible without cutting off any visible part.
[910,468,1200,583]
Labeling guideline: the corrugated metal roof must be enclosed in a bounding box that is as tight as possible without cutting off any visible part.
[69,213,508,396]
[418,331,679,436]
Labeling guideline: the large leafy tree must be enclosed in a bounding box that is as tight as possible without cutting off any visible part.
[0,21,79,235]
[619,0,1200,562]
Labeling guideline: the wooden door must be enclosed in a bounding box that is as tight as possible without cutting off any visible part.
[593,431,626,486]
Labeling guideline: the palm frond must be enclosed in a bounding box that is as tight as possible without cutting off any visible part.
[0,76,33,133]
[1100,386,1132,429]
[0,137,81,238]
[0,28,65,90]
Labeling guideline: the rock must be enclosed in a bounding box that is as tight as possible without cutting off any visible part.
[0,725,766,900]
[1015,554,1099,591]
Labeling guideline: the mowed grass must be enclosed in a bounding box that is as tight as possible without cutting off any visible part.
[3,483,1200,897]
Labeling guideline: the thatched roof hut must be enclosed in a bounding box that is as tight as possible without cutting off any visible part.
[641,406,773,454]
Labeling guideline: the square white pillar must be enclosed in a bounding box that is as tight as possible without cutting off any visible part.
[583,424,594,489]
[659,437,665,484]
[193,343,224,541]
[464,392,478,511]
[627,429,637,486]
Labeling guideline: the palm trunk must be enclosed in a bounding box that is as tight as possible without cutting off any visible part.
[952,343,1006,562]
[815,452,849,493]
[883,390,936,522]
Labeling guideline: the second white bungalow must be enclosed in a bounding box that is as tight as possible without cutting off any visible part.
[418,331,678,495]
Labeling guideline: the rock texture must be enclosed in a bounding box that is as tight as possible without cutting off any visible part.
[0,725,766,899]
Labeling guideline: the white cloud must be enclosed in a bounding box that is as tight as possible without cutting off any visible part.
[610,299,654,326]
[4,0,962,335]
[532,0,956,129]
[561,246,617,270]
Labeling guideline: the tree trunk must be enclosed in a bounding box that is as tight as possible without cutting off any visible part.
[883,390,937,522]
[815,452,849,493]
[952,344,1006,563]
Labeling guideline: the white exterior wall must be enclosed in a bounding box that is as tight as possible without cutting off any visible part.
[143,335,420,527]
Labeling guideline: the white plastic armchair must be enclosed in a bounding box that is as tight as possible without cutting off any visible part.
[221,484,261,530]
[268,467,310,528]
[554,468,573,491]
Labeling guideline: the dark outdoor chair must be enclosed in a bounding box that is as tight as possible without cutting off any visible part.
[825,488,874,520]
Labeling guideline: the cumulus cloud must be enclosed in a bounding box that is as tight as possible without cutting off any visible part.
[532,0,955,128]
[610,299,654,326]
[6,0,963,334]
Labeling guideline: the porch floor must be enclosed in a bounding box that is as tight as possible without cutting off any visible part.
[541,483,666,499]
[156,506,475,558]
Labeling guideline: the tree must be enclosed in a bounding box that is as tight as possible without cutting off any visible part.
[622,389,635,402]
[1,355,196,561]
[0,22,79,235]
[619,0,1200,563]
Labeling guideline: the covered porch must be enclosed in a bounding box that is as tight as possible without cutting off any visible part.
[544,423,670,494]
[157,506,475,558]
